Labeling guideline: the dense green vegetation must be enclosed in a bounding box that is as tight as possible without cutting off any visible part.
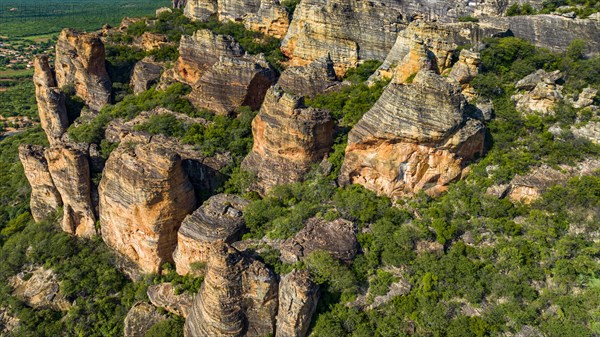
[539,0,600,17]
[0,81,37,119]
[0,0,171,37]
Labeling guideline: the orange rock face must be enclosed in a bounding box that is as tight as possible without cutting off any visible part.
[99,141,197,273]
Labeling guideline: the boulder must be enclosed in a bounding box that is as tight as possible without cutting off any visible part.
[513,70,563,115]
[18,144,62,222]
[147,283,194,317]
[278,54,341,98]
[130,57,164,94]
[9,266,71,311]
[124,302,167,337]
[173,194,249,276]
[242,86,334,194]
[99,141,197,273]
[55,29,111,111]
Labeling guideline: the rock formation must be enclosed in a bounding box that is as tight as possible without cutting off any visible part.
[275,270,319,337]
[147,283,194,317]
[188,54,277,114]
[184,241,278,337]
[173,194,249,276]
[572,121,600,145]
[9,266,71,311]
[131,57,164,94]
[242,86,334,194]
[45,144,96,238]
[448,49,482,99]
[32,55,69,145]
[340,70,485,197]
[136,32,171,52]
[278,54,341,98]
[184,0,290,38]
[281,218,358,263]
[173,0,187,9]
[99,141,197,273]
[281,0,405,76]
[124,302,167,337]
[55,29,112,111]
[513,69,563,115]
[18,145,62,222]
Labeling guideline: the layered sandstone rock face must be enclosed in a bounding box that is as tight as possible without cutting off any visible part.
[275,270,319,337]
[278,55,341,98]
[131,57,164,94]
[242,87,334,194]
[99,141,197,273]
[55,29,111,111]
[340,70,485,197]
[184,241,278,337]
[281,218,358,263]
[45,145,96,238]
[147,283,194,317]
[124,302,167,337]
[18,145,62,222]
[188,54,277,114]
[173,194,249,276]
[281,0,405,76]
[512,69,563,115]
[184,0,290,38]
[32,55,69,145]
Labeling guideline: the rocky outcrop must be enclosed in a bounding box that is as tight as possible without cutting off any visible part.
[173,0,187,9]
[281,218,358,263]
[242,87,334,194]
[45,144,96,238]
[33,55,69,145]
[570,87,598,109]
[481,15,600,55]
[131,57,164,94]
[275,270,319,337]
[99,141,197,273]
[513,69,563,115]
[18,145,62,222]
[55,29,111,111]
[281,0,405,76]
[0,308,20,336]
[184,0,289,38]
[9,267,71,311]
[172,29,244,85]
[147,283,194,317]
[173,194,249,276]
[184,241,278,337]
[572,121,600,144]
[136,32,171,51]
[448,49,482,99]
[340,70,485,197]
[278,55,341,98]
[124,302,167,337]
[188,54,277,115]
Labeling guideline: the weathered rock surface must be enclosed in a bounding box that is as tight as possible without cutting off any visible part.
[281,218,358,263]
[513,69,563,114]
[173,194,249,276]
[124,302,167,337]
[99,141,197,273]
[9,266,71,311]
[173,0,187,9]
[45,144,96,237]
[184,0,289,38]
[18,145,62,222]
[136,32,172,51]
[242,87,334,194]
[55,29,111,111]
[278,54,341,98]
[0,308,20,336]
[131,57,164,94]
[481,15,600,55]
[188,54,277,115]
[281,0,405,76]
[275,270,319,337]
[340,70,485,197]
[184,241,278,337]
[147,283,194,317]
[32,55,69,145]
[572,121,600,144]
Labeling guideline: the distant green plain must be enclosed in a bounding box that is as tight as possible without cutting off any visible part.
[0,0,171,37]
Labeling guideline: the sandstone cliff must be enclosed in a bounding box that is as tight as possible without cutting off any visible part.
[275,270,319,337]
[281,0,405,76]
[131,57,164,94]
[55,29,112,111]
[18,145,62,222]
[242,86,334,194]
[173,194,249,276]
[340,70,485,197]
[184,241,279,337]
[278,54,341,98]
[45,144,97,238]
[32,55,69,145]
[99,141,197,273]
